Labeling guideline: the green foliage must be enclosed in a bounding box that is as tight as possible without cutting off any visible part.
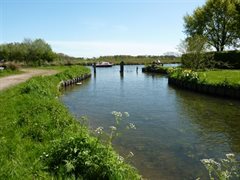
[142,65,169,74]
[169,68,200,83]
[180,35,214,70]
[200,153,240,180]
[42,111,139,179]
[0,38,56,66]
[210,50,240,69]
[182,50,240,69]
[0,66,140,179]
[184,0,240,51]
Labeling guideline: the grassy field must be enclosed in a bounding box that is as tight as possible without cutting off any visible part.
[0,66,140,179]
[198,70,240,85]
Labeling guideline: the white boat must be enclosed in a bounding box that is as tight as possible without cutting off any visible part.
[95,62,113,67]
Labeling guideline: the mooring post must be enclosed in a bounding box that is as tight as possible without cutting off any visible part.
[93,62,96,74]
[120,61,124,74]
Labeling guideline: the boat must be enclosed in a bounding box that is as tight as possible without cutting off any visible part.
[95,62,113,67]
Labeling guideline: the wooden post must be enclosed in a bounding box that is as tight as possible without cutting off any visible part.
[120,61,124,73]
[93,63,96,74]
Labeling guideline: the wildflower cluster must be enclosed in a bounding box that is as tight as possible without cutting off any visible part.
[169,68,199,83]
[95,126,104,134]
[201,153,240,179]
[181,69,199,82]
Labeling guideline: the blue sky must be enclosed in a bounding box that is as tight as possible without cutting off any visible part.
[0,0,205,57]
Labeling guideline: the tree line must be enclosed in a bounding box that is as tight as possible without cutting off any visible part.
[0,38,56,65]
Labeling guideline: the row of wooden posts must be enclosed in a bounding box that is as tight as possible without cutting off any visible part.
[60,74,91,88]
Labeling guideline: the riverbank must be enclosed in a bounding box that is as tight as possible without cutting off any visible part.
[0,66,141,179]
[142,65,240,99]
[168,69,240,99]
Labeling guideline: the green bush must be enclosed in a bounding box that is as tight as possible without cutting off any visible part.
[182,50,240,69]
[169,68,200,83]
[210,50,240,69]
[142,65,169,74]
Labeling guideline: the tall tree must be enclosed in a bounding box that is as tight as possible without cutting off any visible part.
[184,0,240,51]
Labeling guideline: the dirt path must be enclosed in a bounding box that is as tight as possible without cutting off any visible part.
[0,69,59,91]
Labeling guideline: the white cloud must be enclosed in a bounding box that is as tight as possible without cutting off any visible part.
[49,40,177,57]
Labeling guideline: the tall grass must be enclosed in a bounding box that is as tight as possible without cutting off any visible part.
[0,66,140,179]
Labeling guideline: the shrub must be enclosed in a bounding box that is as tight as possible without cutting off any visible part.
[211,51,240,69]
[169,68,200,83]
[182,51,240,69]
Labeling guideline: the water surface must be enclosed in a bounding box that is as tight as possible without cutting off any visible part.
[61,65,240,179]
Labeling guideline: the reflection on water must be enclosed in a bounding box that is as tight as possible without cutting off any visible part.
[61,65,240,180]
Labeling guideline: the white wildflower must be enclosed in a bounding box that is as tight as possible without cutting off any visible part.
[226,153,235,160]
[118,155,124,162]
[95,126,104,134]
[201,158,219,168]
[112,111,117,115]
[124,112,130,117]
[128,123,136,129]
[113,111,122,117]
[128,151,134,158]
[109,126,117,131]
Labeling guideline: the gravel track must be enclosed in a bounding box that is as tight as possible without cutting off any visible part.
[0,69,58,91]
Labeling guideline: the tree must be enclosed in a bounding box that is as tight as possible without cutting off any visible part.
[180,35,213,69]
[27,39,55,65]
[184,0,240,51]
[0,38,56,65]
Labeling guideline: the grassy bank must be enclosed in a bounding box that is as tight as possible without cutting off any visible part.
[169,68,240,87]
[168,68,240,99]
[143,66,240,87]
[198,70,240,85]
[0,66,140,179]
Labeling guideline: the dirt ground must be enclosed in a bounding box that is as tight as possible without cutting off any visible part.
[0,69,59,91]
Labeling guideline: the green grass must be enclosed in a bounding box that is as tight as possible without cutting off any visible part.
[0,69,23,78]
[198,70,240,85]
[0,66,140,179]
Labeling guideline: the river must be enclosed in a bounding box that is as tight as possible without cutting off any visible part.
[61,65,240,180]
